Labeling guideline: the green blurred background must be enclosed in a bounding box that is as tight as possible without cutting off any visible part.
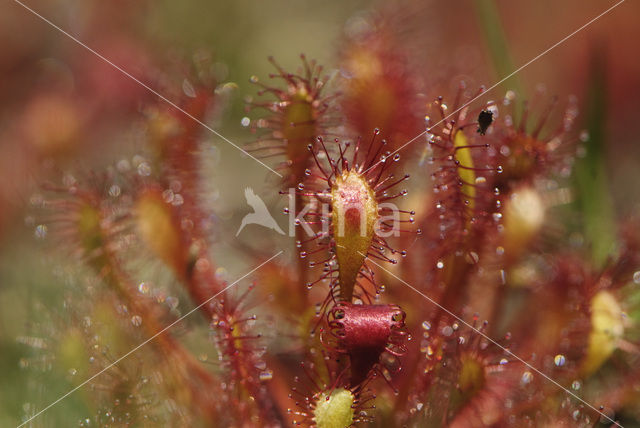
[1,0,640,426]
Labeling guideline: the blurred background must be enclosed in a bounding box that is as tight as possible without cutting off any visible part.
[1,0,639,425]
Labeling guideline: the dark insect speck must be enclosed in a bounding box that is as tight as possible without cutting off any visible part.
[477,110,493,135]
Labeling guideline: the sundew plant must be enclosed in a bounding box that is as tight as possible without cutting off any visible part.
[2,0,640,427]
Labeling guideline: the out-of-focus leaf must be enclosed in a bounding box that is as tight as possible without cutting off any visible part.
[573,45,617,269]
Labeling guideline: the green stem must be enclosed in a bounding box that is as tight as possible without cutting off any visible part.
[573,45,617,269]
[473,0,525,100]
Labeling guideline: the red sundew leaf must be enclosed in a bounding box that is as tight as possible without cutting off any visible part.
[326,303,407,386]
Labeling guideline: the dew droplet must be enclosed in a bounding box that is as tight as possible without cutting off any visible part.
[579,130,589,142]
[116,159,131,172]
[571,380,581,390]
[425,345,434,357]
[421,321,431,331]
[520,371,533,385]
[172,194,184,206]
[63,173,77,187]
[131,315,142,327]
[182,79,196,98]
[259,370,273,381]
[465,251,479,264]
[633,271,640,284]
[108,185,121,198]
[504,90,516,102]
[137,162,151,176]
[162,189,174,203]
[436,260,444,269]
[554,354,566,367]
[215,267,228,281]
[241,117,251,127]
[34,224,48,240]
[138,282,150,294]
[166,296,179,310]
